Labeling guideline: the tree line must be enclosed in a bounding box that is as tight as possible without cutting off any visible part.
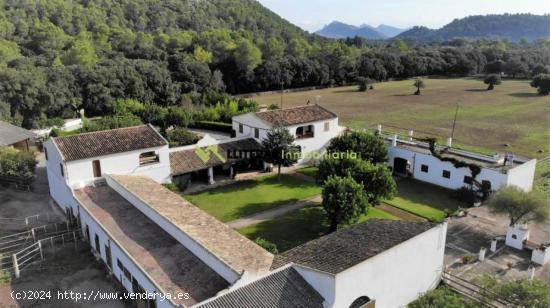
[0,1,549,129]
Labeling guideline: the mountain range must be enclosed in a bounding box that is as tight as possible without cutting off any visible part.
[315,22,409,39]
[317,14,550,42]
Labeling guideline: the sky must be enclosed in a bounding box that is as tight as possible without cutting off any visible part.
[257,0,550,32]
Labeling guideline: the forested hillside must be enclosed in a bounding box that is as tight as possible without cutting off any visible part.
[398,14,550,42]
[0,1,549,129]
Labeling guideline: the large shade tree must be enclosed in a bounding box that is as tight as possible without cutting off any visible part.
[318,156,396,205]
[326,131,388,164]
[262,127,299,180]
[322,175,369,232]
[487,186,550,226]
[531,73,550,95]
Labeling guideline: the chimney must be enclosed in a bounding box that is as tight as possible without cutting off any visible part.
[377,124,382,135]
[446,137,452,147]
[408,130,414,141]
[392,135,398,147]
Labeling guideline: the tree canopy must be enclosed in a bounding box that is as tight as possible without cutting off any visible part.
[487,186,550,226]
[322,175,369,232]
[327,131,388,164]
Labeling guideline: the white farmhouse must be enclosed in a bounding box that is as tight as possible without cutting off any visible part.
[232,104,344,163]
[43,123,449,308]
[386,135,537,192]
[43,124,171,217]
[198,219,448,308]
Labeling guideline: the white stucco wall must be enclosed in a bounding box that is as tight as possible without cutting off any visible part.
[388,146,509,191]
[293,265,335,307]
[506,159,537,192]
[77,201,175,308]
[65,145,171,188]
[331,223,448,308]
[105,175,239,284]
[44,139,77,215]
[232,113,341,164]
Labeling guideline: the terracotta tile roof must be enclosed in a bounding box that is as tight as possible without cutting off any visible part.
[272,219,438,274]
[170,138,262,175]
[197,267,324,308]
[0,121,36,146]
[255,105,337,126]
[75,184,229,306]
[52,125,167,161]
[109,175,274,277]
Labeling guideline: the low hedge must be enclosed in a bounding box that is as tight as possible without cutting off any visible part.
[190,121,233,133]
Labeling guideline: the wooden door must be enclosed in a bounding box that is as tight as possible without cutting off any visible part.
[92,160,101,177]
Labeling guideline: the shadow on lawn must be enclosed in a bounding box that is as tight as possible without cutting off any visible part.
[395,178,462,211]
[234,198,300,218]
[508,92,541,98]
[464,88,487,92]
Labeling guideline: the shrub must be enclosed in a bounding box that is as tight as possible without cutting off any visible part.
[484,74,502,90]
[166,127,200,147]
[162,183,180,193]
[409,287,476,308]
[531,73,550,95]
[82,115,143,132]
[460,254,472,264]
[49,128,80,137]
[0,147,37,185]
[254,237,278,254]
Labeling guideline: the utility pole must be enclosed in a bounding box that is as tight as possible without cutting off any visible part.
[450,103,459,140]
[280,81,284,109]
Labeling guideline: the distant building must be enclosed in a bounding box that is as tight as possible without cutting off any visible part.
[0,121,36,151]
[232,105,345,163]
[386,135,537,192]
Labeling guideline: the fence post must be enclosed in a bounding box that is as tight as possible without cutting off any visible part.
[31,228,36,242]
[25,217,29,230]
[38,240,44,260]
[12,254,19,278]
[73,232,78,249]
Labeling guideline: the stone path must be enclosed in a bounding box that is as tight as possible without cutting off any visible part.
[227,195,322,229]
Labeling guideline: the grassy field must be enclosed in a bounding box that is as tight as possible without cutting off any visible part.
[387,179,463,221]
[185,174,321,222]
[253,78,549,158]
[238,205,399,252]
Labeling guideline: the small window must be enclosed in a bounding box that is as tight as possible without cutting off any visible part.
[442,170,451,179]
[59,163,64,177]
[463,176,473,184]
[254,128,259,138]
[139,151,159,166]
[44,148,48,160]
[117,259,123,270]
[420,164,429,173]
[511,234,517,240]
[324,122,330,132]
[239,124,243,133]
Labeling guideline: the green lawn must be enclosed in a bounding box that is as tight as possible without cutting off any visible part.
[238,205,399,252]
[386,179,463,221]
[254,78,549,158]
[296,166,319,179]
[534,160,550,195]
[185,174,321,222]
[290,166,462,222]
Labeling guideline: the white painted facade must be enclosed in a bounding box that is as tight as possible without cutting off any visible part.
[294,223,448,308]
[232,112,343,164]
[387,139,537,192]
[43,138,171,216]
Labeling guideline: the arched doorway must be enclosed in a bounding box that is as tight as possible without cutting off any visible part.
[393,157,409,175]
[349,296,374,308]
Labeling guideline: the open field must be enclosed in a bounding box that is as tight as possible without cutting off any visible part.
[238,205,399,252]
[185,174,321,222]
[252,78,549,158]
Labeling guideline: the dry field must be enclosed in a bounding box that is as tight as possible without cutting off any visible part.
[252,78,549,158]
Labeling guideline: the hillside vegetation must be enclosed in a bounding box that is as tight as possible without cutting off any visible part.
[0,1,548,129]
[398,14,550,42]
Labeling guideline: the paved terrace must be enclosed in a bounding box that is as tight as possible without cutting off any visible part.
[75,185,229,306]
[109,175,274,276]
